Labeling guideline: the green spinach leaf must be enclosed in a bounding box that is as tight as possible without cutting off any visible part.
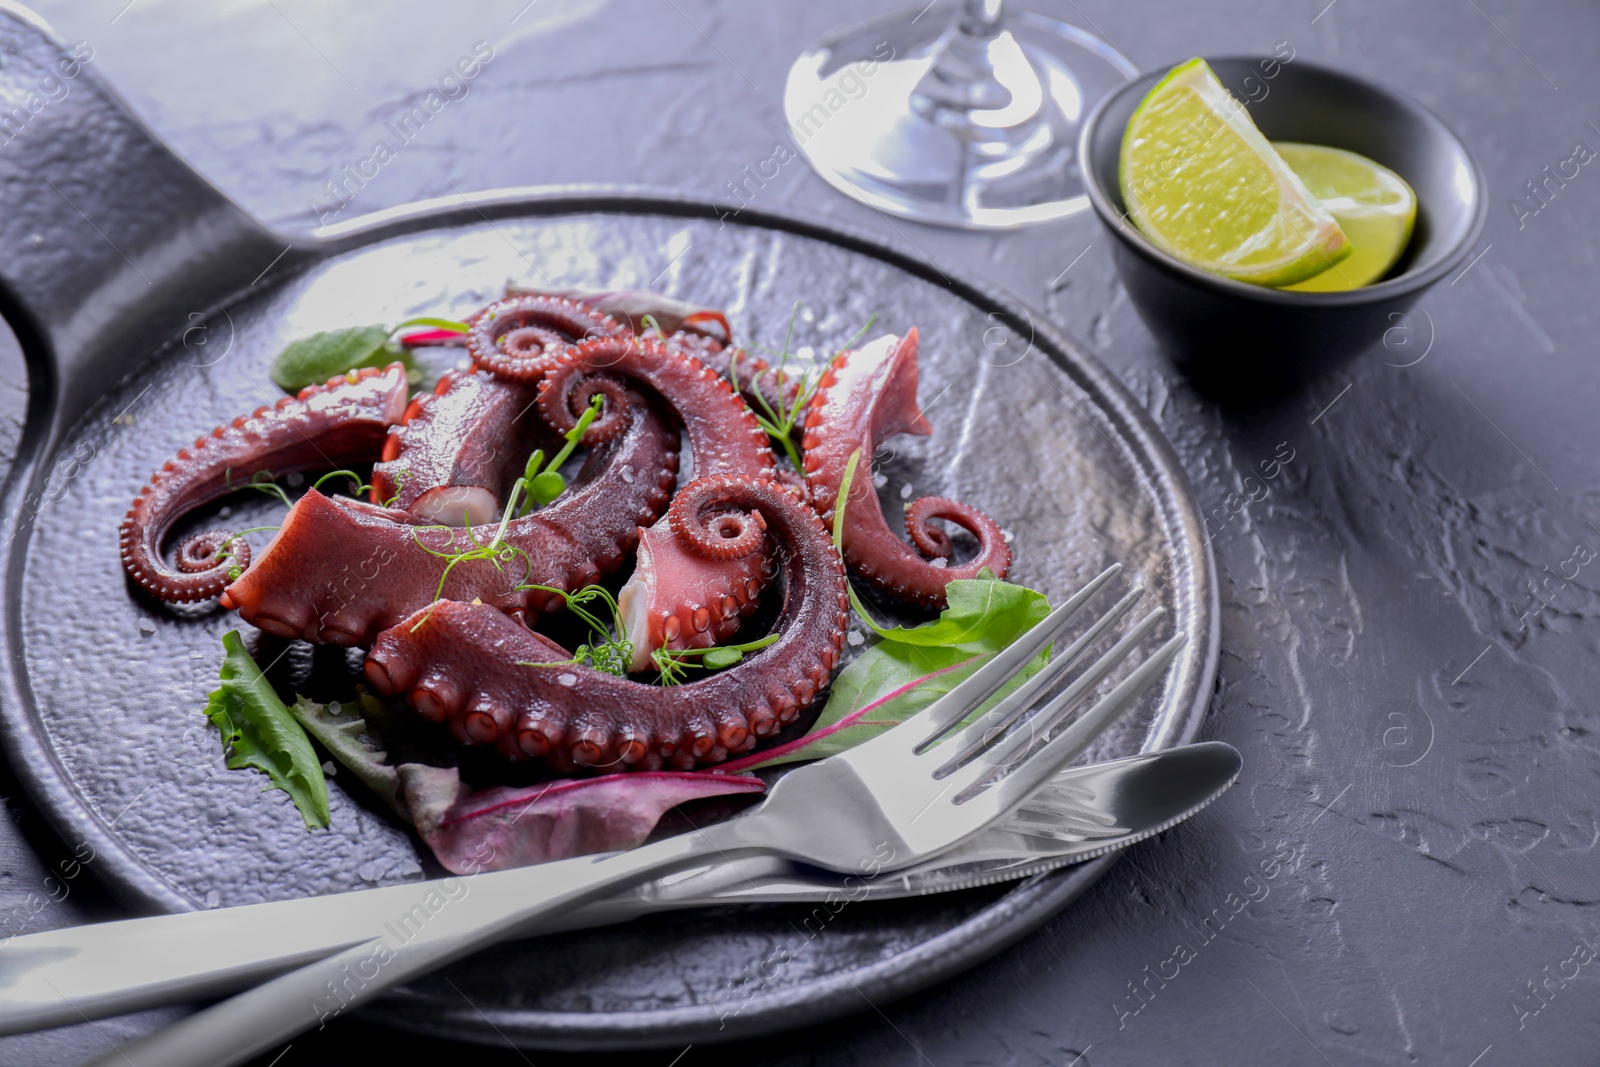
[269,325,394,392]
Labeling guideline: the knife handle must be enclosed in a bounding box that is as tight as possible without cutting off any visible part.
[89,826,752,1067]
[0,861,676,1036]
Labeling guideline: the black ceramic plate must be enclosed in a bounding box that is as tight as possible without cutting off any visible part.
[0,10,1217,1052]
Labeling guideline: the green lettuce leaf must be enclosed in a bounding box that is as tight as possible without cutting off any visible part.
[725,575,1051,771]
[289,693,403,816]
[203,631,330,829]
[270,325,394,392]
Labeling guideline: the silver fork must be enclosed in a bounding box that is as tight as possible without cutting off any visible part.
[92,564,1185,1067]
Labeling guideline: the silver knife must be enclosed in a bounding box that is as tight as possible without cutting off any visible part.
[0,742,1238,1035]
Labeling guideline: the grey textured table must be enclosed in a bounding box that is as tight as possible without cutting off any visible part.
[2,1,1598,1064]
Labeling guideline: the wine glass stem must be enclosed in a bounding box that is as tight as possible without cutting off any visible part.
[913,0,1034,137]
[959,0,1006,38]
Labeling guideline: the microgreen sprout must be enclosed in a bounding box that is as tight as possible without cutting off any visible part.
[310,469,374,497]
[227,466,379,510]
[516,583,634,677]
[382,470,409,509]
[408,482,535,631]
[513,579,777,686]
[734,302,877,471]
[229,468,293,509]
[515,393,604,515]
[212,525,280,581]
[650,632,779,686]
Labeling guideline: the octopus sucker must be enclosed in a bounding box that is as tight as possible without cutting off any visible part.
[363,474,847,770]
[120,363,409,605]
[802,329,1010,608]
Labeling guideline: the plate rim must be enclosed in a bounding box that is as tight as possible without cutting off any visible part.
[0,186,1219,1048]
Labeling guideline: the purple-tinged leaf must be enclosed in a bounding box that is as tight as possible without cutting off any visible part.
[398,766,766,874]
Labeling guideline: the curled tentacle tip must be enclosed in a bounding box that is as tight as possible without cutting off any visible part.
[667,477,772,561]
[468,294,624,383]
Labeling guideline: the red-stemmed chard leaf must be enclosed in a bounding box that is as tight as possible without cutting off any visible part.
[723,573,1052,772]
[397,328,470,347]
[714,656,976,774]
[398,766,765,875]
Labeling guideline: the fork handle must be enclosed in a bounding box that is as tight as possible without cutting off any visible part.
[88,823,753,1067]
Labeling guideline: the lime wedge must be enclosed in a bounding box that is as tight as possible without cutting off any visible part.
[1120,58,1350,287]
[1276,143,1416,291]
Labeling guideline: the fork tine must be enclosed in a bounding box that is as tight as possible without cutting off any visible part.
[982,632,1186,809]
[934,584,1146,768]
[911,563,1122,752]
[946,608,1166,779]
[939,612,1176,797]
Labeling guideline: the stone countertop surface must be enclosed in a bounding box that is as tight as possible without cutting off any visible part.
[3,1,1599,1064]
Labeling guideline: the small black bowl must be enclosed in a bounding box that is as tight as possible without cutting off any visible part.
[1079,56,1486,396]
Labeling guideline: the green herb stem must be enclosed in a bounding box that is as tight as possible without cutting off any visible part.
[218,525,280,549]
[310,469,373,496]
[650,631,779,686]
[731,302,876,472]
[516,393,605,514]
[242,470,293,509]
[829,447,895,638]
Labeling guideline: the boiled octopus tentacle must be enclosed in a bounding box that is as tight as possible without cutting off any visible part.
[538,336,775,480]
[120,364,409,604]
[364,474,849,772]
[539,336,779,667]
[219,388,679,645]
[508,285,733,343]
[510,285,799,420]
[802,329,1011,608]
[660,330,798,435]
[466,294,624,383]
[369,369,562,526]
[530,388,684,589]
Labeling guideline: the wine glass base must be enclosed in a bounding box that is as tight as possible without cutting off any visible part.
[785,4,1137,229]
